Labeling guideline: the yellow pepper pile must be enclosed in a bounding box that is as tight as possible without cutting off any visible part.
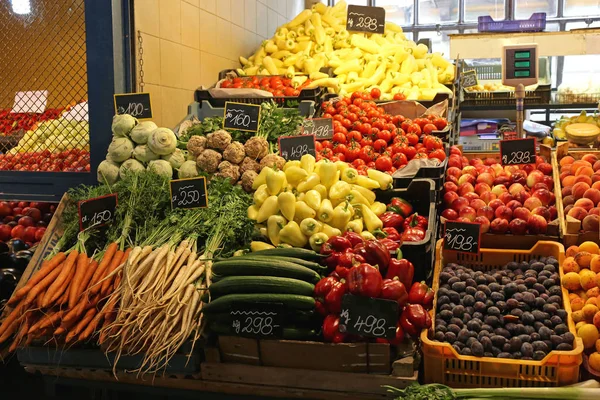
[237,0,454,101]
[247,155,392,251]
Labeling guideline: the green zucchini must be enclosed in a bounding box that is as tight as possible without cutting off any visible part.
[246,247,325,261]
[212,259,320,283]
[208,322,317,340]
[237,255,326,272]
[209,276,315,297]
[202,293,316,313]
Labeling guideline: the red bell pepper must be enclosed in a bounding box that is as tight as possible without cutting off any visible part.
[315,300,328,316]
[385,257,414,289]
[343,231,364,247]
[314,276,338,299]
[380,278,408,306]
[347,263,382,298]
[323,251,341,270]
[376,322,405,345]
[337,251,355,269]
[326,236,352,251]
[400,310,419,337]
[320,241,335,256]
[382,227,402,242]
[403,213,428,231]
[335,264,349,279]
[403,303,431,331]
[378,238,400,252]
[423,287,434,310]
[379,212,404,229]
[401,226,426,242]
[408,281,429,305]
[325,279,347,313]
[323,314,346,343]
[354,240,391,270]
[387,197,413,217]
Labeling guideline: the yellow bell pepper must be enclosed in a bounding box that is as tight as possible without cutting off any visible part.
[257,196,279,223]
[341,168,358,184]
[278,191,296,222]
[318,199,334,223]
[361,204,383,232]
[305,190,322,211]
[294,201,316,222]
[313,184,328,200]
[331,202,352,231]
[356,175,380,190]
[259,225,267,238]
[283,160,301,171]
[301,154,315,174]
[347,189,370,206]
[279,221,308,248]
[288,10,312,28]
[334,160,349,173]
[346,219,363,233]
[247,205,259,220]
[370,202,387,216]
[266,169,286,195]
[318,160,338,189]
[297,192,305,202]
[309,232,328,252]
[252,168,270,190]
[250,241,275,252]
[360,231,375,241]
[285,166,308,186]
[300,218,322,236]
[253,184,270,206]
[367,169,393,190]
[267,215,287,246]
[297,173,320,192]
[321,223,342,238]
[329,180,351,201]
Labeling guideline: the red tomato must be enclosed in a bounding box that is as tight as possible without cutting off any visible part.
[320,148,334,158]
[220,80,232,88]
[370,88,381,99]
[423,123,438,135]
[358,122,371,134]
[334,143,348,156]
[341,118,352,129]
[414,153,429,159]
[402,146,417,160]
[373,120,385,131]
[352,158,366,168]
[345,142,361,162]
[434,117,448,130]
[393,134,408,145]
[407,124,422,136]
[413,118,429,129]
[332,132,347,144]
[373,139,388,152]
[391,143,405,154]
[360,138,373,148]
[450,145,462,156]
[315,141,323,152]
[406,133,419,146]
[377,130,392,143]
[391,115,405,126]
[401,120,413,132]
[347,112,358,122]
[425,136,443,151]
[359,146,375,162]
[375,155,392,171]
[429,149,447,161]
[347,130,362,142]
[393,93,407,101]
[321,140,333,149]
[392,152,408,168]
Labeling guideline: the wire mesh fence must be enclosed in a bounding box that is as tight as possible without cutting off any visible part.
[0,0,90,172]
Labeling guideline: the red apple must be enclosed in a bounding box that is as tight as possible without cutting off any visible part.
[462,166,478,177]
[499,192,515,204]
[0,224,11,241]
[444,182,458,193]
[490,218,509,234]
[548,205,558,220]
[495,205,513,221]
[506,200,523,211]
[459,206,477,222]
[531,182,549,192]
[2,216,13,224]
[537,162,553,175]
[474,216,491,233]
[11,225,25,239]
[492,185,508,197]
[509,183,525,196]
[535,155,545,165]
[450,146,462,156]
[446,174,458,185]
[23,226,36,243]
[524,197,543,211]
[34,227,46,242]
[477,206,494,221]
[463,192,480,202]
[443,191,460,206]
[458,174,476,186]
[491,164,504,176]
[446,167,462,179]
[480,192,497,204]
[532,188,553,206]
[511,170,528,185]
[493,176,511,186]
[523,164,536,175]
[470,199,487,210]
[488,199,505,210]
[474,183,492,196]
[458,183,475,197]
[514,190,531,205]
[509,218,528,235]
[455,217,472,223]
[441,209,458,221]
[513,207,531,221]
[476,172,495,186]
[526,170,545,188]
[527,214,548,234]
[542,175,554,191]
[448,155,462,169]
[531,206,551,222]
[451,197,469,212]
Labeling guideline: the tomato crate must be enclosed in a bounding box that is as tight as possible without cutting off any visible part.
[194,87,323,111]
[376,179,437,281]
[421,240,583,388]
[392,143,449,199]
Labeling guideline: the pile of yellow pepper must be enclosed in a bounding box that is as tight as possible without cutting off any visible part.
[247,155,392,250]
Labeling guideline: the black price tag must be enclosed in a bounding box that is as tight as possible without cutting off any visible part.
[170,177,208,209]
[443,221,481,254]
[500,137,536,166]
[279,134,316,161]
[339,294,398,339]
[303,118,333,140]
[346,5,386,34]
[114,93,153,119]
[223,102,261,132]
[462,70,479,88]
[78,194,118,231]
[230,302,284,339]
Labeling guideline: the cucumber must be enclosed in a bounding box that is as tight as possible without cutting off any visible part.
[202,293,316,313]
[212,259,320,283]
[246,247,325,261]
[237,255,326,272]
[209,276,315,298]
[208,322,317,340]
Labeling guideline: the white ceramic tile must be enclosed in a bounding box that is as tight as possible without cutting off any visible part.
[181,46,202,89]
[244,0,257,33]
[159,0,181,42]
[200,53,232,86]
[256,1,269,39]
[267,0,277,11]
[287,0,302,20]
[277,13,286,28]
[216,0,231,19]
[276,0,286,16]
[242,29,257,57]
[181,1,200,49]
[267,7,279,38]
[231,0,245,27]
[215,17,232,59]
[144,83,162,125]
[161,86,185,128]
[160,39,182,88]
[199,9,218,54]
[139,33,161,85]
[230,24,246,61]
[182,0,199,7]
[199,0,216,14]
[134,0,159,37]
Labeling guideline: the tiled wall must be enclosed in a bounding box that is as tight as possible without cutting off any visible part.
[134,0,305,127]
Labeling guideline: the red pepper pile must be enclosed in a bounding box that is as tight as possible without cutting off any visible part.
[314,91,448,175]
[378,197,428,243]
[0,149,90,172]
[0,109,63,136]
[218,76,312,97]
[314,232,433,344]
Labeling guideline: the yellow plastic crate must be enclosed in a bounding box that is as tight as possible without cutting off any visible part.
[421,240,583,388]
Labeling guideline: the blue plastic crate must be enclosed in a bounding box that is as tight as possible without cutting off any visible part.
[478,12,546,33]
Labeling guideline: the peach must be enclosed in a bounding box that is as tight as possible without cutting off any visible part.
[575,175,593,186]
[562,186,573,197]
[581,269,598,290]
[563,175,576,187]
[583,214,600,232]
[474,183,492,196]
[532,188,554,206]
[580,241,600,255]
[565,204,574,214]
[527,214,548,234]
[571,297,586,311]
[577,324,599,349]
[594,159,600,172]
[563,195,575,206]
[591,255,600,273]
[573,182,592,199]
[458,174,476,186]
[498,192,515,205]
[576,251,594,269]
[563,256,581,273]
[594,312,600,330]
[590,207,600,216]
[491,185,508,197]
[583,304,599,321]
[583,154,599,165]
[537,162,553,175]
[572,159,592,172]
[559,155,575,167]
[576,166,595,177]
[567,245,580,258]
[476,172,495,186]
[560,171,572,182]
[586,297,599,306]
[457,182,475,196]
[524,197,543,211]
[592,174,600,183]
[480,192,497,204]
[463,192,480,202]
[575,198,595,212]
[526,170,545,188]
[568,206,588,221]
[584,188,600,205]
[462,166,478,177]
[587,287,600,298]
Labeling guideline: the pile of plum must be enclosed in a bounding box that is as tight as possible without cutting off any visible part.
[433,257,575,360]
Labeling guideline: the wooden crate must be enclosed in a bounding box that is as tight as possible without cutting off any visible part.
[554,142,600,246]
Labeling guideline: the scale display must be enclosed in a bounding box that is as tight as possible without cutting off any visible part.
[502,44,538,87]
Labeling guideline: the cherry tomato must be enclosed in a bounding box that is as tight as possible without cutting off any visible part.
[370,88,381,99]
[375,155,392,171]
[332,132,347,144]
[393,93,407,101]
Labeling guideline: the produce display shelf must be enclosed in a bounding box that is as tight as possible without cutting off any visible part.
[460,101,600,111]
[392,143,449,198]
[421,240,584,388]
[462,84,551,107]
[194,87,324,112]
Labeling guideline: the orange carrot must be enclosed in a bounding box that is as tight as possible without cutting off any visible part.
[79,312,103,342]
[22,262,64,308]
[77,259,98,300]
[39,310,64,330]
[42,250,79,308]
[91,249,122,296]
[63,293,100,325]
[66,308,96,343]
[89,242,117,289]
[8,253,66,305]
[9,317,31,352]
[101,248,130,296]
[68,252,89,308]
[0,303,24,342]
[27,310,54,334]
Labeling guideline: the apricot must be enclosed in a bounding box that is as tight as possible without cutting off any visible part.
[593,181,600,191]
[589,207,600,216]
[560,171,572,182]
[566,245,580,258]
[582,154,599,165]
[587,287,600,298]
[576,166,595,177]
[568,206,588,221]
[583,214,600,232]
[570,293,580,301]
[578,323,600,349]
[593,174,600,183]
[576,251,593,268]
[563,175,576,187]
[595,159,600,171]
[563,256,581,273]
[572,159,592,171]
[571,297,586,311]
[586,297,599,306]
[584,188,600,205]
[579,241,600,254]
[573,182,592,199]
[560,155,575,167]
[595,312,600,330]
[583,304,599,321]
[589,353,600,372]
[573,310,585,323]
[578,289,590,300]
[575,175,593,186]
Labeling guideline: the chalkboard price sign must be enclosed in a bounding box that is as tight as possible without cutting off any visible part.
[114,93,153,119]
[230,302,284,339]
[346,5,386,34]
[223,102,261,132]
[443,221,481,254]
[279,134,316,161]
[462,70,479,88]
[339,294,398,339]
[78,194,118,231]
[500,137,536,166]
[170,177,208,209]
[303,118,333,140]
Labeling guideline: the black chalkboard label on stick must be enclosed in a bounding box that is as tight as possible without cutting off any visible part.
[230,302,284,339]
[78,194,118,231]
[346,5,386,34]
[339,294,398,339]
[114,93,153,119]
[223,101,261,132]
[169,177,208,210]
[500,137,536,166]
[303,118,334,140]
[279,134,316,161]
[443,221,481,254]
[462,70,479,88]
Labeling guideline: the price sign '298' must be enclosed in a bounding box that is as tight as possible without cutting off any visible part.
[500,138,536,166]
[346,5,385,34]
[230,303,283,339]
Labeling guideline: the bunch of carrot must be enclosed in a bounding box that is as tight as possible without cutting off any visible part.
[0,241,130,352]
